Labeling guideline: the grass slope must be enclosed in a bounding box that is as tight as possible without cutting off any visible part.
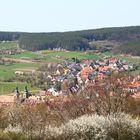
[0,63,39,80]
[2,51,101,62]
[0,41,18,49]
[0,82,39,95]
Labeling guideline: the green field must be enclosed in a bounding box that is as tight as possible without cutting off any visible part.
[0,41,18,49]
[0,82,39,95]
[11,51,42,59]
[0,63,39,80]
[0,63,40,95]
[2,50,101,62]
[1,51,42,59]
[35,51,100,61]
[41,51,100,62]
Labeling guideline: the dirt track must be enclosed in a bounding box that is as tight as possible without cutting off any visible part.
[2,58,56,64]
[0,95,14,103]
[0,94,140,103]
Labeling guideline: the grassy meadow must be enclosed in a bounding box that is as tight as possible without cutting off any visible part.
[2,50,101,62]
[0,82,39,95]
[40,51,101,61]
[0,63,39,80]
[0,41,18,49]
[0,63,40,94]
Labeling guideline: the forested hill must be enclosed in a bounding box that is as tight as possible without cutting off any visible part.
[0,26,140,55]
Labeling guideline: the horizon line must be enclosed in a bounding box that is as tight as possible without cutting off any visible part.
[0,25,140,34]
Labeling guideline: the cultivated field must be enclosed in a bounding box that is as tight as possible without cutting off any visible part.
[0,82,39,95]
[0,63,39,80]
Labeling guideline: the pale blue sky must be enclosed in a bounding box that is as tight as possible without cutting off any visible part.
[0,0,140,32]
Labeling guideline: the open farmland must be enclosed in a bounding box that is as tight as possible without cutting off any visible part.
[0,62,40,94]
[0,40,103,62]
[0,63,39,80]
[9,51,42,59]
[0,41,18,49]
[0,82,39,95]
[2,50,101,62]
[40,50,101,61]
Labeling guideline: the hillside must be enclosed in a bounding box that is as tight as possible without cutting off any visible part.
[0,26,140,55]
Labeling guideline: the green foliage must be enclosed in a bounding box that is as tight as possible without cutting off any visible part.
[0,112,140,140]
[0,131,26,140]
[115,39,140,55]
[10,51,41,59]
[0,32,20,41]
[19,26,140,52]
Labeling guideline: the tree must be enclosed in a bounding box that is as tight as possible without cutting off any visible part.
[14,86,20,100]
[80,73,133,115]
[23,86,29,99]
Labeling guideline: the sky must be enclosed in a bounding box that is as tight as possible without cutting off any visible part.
[0,0,140,32]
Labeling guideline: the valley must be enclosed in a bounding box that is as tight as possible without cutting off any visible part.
[0,27,140,140]
[0,40,139,98]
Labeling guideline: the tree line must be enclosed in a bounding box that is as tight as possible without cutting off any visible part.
[0,26,140,55]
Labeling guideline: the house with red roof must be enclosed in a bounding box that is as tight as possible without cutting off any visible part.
[99,66,109,73]
[109,58,118,63]
[80,66,94,80]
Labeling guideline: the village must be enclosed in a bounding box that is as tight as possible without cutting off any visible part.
[10,56,140,105]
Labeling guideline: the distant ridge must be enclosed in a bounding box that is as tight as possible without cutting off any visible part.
[0,26,140,55]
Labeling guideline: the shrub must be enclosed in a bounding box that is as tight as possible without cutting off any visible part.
[0,131,26,140]
[2,107,140,140]
[44,112,140,140]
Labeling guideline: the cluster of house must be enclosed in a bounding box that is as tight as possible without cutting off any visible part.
[0,48,22,55]
[37,57,139,100]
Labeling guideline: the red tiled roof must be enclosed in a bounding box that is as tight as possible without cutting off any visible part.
[83,60,92,64]
[129,83,140,88]
[99,66,109,71]
[109,58,118,63]
[80,66,94,79]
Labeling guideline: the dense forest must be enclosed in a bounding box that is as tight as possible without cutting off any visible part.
[0,26,140,55]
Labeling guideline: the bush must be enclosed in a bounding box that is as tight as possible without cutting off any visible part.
[1,106,140,140]
[0,131,26,140]
[44,112,140,140]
